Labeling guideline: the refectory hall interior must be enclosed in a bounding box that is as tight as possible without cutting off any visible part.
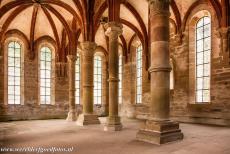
[0,0,230,154]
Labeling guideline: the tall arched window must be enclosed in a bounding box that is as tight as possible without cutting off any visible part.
[8,42,21,104]
[119,55,122,104]
[136,45,142,104]
[195,16,211,103]
[75,53,80,105]
[94,56,102,105]
[40,47,52,104]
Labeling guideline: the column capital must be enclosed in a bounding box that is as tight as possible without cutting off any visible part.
[67,55,76,62]
[217,27,230,39]
[105,22,123,37]
[80,41,97,51]
[148,0,170,16]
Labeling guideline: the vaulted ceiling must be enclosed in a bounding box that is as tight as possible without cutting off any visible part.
[0,0,228,62]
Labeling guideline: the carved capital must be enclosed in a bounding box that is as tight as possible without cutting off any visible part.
[56,62,68,84]
[80,41,97,57]
[218,27,230,39]
[105,22,123,38]
[67,55,76,63]
[148,0,170,17]
[217,27,230,53]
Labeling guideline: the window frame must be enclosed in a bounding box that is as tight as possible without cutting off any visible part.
[195,16,211,104]
[75,53,81,105]
[39,46,52,105]
[7,41,22,105]
[136,45,142,104]
[93,55,102,105]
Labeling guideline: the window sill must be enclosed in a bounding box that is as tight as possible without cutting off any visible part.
[187,103,211,111]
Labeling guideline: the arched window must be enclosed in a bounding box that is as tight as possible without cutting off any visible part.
[75,53,80,105]
[119,55,122,104]
[136,45,142,104]
[94,56,102,105]
[8,42,21,104]
[40,47,52,104]
[195,16,211,103]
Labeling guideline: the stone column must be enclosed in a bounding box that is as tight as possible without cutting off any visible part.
[102,62,109,116]
[104,22,123,131]
[66,55,77,121]
[76,41,100,125]
[136,0,183,144]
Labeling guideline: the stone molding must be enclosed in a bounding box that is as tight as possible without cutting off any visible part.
[148,66,171,73]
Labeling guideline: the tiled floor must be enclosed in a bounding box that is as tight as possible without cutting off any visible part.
[0,118,230,154]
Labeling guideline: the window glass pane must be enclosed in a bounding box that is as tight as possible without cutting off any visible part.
[197,40,203,52]
[8,67,14,76]
[14,96,20,104]
[203,64,210,76]
[203,90,210,102]
[15,49,20,57]
[8,57,14,66]
[197,52,203,65]
[196,90,203,102]
[15,77,20,85]
[196,27,203,40]
[15,58,20,67]
[204,37,211,50]
[8,86,14,94]
[196,78,203,90]
[196,65,203,77]
[203,77,210,89]
[204,51,210,63]
[204,17,210,25]
[204,24,211,37]
[197,18,204,27]
[8,48,14,57]
[15,42,20,49]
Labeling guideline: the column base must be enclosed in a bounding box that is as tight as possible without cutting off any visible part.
[104,116,122,131]
[76,114,100,126]
[136,120,183,145]
[66,111,77,121]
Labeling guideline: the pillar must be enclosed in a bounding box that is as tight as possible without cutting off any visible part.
[66,55,77,121]
[102,62,109,116]
[136,0,183,144]
[76,41,100,125]
[104,22,123,131]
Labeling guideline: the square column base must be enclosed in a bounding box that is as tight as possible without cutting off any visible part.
[104,116,122,131]
[76,114,100,126]
[136,120,183,145]
[66,111,77,121]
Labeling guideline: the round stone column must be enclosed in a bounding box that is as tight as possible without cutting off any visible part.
[104,22,123,131]
[66,55,77,121]
[136,0,183,144]
[76,41,100,126]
